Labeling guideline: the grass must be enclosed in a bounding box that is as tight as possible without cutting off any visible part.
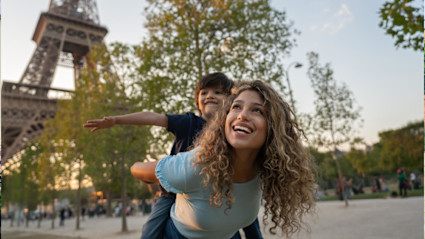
[316,188,424,201]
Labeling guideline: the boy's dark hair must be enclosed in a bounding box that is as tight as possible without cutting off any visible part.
[195,72,234,115]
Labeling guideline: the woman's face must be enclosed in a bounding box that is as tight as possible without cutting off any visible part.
[225,90,268,152]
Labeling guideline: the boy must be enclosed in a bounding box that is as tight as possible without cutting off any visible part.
[84,72,262,239]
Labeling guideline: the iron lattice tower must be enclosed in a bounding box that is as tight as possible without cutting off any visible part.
[1,0,108,164]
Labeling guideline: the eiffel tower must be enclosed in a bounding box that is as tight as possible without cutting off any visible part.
[1,0,108,164]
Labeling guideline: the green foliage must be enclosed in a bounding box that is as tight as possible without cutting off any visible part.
[378,0,424,51]
[346,143,387,176]
[135,0,298,117]
[306,52,363,150]
[378,120,424,171]
[2,143,43,212]
[310,147,362,191]
[322,154,356,179]
[37,43,153,231]
[310,148,335,190]
[78,43,152,199]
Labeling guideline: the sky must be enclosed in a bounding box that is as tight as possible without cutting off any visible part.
[1,0,423,149]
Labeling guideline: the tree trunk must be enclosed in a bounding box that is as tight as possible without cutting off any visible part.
[51,194,56,229]
[25,210,30,227]
[121,157,128,232]
[334,155,349,207]
[10,210,14,227]
[17,208,22,227]
[106,191,113,217]
[76,162,82,230]
[37,205,42,228]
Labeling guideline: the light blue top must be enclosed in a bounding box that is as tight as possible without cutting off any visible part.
[155,149,262,239]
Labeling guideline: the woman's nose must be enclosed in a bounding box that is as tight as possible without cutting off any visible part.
[237,109,248,121]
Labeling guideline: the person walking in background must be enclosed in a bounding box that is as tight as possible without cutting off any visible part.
[59,208,65,226]
[379,177,389,192]
[374,176,382,192]
[336,177,343,201]
[343,177,352,200]
[410,172,418,189]
[397,169,407,197]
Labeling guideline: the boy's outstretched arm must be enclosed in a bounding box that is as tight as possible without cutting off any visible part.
[131,161,159,184]
[83,111,168,132]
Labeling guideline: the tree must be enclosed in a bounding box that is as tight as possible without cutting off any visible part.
[378,120,423,172]
[378,0,424,51]
[20,143,42,227]
[78,43,151,232]
[1,142,42,227]
[307,52,363,206]
[43,106,86,230]
[135,0,298,119]
[38,121,66,229]
[38,42,152,232]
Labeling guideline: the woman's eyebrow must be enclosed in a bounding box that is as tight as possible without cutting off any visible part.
[253,102,264,107]
[233,100,264,107]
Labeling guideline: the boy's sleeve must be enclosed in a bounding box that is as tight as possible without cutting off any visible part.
[166,113,191,137]
[155,150,201,194]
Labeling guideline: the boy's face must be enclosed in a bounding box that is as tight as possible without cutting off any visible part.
[198,86,226,120]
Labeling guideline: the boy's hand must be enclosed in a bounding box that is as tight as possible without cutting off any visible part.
[83,116,116,132]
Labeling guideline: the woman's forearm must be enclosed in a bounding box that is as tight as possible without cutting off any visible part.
[130,161,159,184]
[84,111,167,132]
[114,111,168,127]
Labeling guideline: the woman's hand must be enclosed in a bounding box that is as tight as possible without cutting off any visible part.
[83,116,116,132]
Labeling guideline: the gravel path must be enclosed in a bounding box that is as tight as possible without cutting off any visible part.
[2,197,423,239]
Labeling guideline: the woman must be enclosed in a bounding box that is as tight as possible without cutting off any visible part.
[131,80,316,238]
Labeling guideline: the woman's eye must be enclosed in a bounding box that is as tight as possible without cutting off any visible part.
[215,91,222,94]
[253,108,263,114]
[231,104,241,110]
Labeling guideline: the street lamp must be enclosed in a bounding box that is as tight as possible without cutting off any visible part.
[285,62,303,112]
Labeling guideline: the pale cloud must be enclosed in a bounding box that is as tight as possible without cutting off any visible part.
[335,3,351,17]
[310,3,353,34]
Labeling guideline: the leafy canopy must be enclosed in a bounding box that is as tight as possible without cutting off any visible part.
[136,0,298,116]
[378,0,424,51]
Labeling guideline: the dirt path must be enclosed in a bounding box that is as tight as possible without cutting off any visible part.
[2,197,423,239]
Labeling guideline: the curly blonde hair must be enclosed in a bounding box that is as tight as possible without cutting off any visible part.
[193,80,316,236]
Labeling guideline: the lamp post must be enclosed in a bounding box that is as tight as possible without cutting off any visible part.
[285,62,302,112]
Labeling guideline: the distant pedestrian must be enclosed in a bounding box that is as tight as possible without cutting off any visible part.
[374,176,382,192]
[343,177,352,199]
[410,172,418,189]
[379,178,389,192]
[67,207,73,218]
[81,207,86,221]
[397,169,407,197]
[59,208,66,226]
[114,205,120,217]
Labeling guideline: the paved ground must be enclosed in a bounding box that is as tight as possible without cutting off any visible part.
[2,197,423,239]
